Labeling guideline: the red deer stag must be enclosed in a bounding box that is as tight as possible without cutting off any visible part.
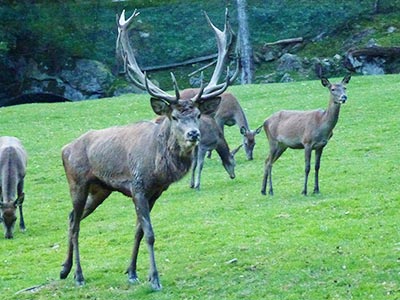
[190,114,241,190]
[0,136,27,239]
[59,9,236,290]
[181,89,262,160]
[261,75,351,196]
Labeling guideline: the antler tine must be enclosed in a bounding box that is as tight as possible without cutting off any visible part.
[200,67,231,100]
[170,72,180,100]
[191,72,205,102]
[117,10,177,103]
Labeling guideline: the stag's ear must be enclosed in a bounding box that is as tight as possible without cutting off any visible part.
[150,98,171,116]
[197,97,221,115]
[255,125,263,134]
[240,126,248,135]
[321,77,331,88]
[342,74,351,85]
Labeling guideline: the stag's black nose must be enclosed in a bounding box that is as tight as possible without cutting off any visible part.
[341,95,347,103]
[187,130,200,142]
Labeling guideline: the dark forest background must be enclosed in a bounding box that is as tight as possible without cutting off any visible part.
[0,0,399,104]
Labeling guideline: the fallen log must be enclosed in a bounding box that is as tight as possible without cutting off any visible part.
[264,37,303,47]
[142,53,218,71]
[348,46,400,58]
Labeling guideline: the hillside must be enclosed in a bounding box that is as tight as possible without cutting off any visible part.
[0,0,399,101]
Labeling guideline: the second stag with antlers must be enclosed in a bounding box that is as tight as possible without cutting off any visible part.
[59,9,237,290]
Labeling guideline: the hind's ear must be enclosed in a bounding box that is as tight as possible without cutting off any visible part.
[321,77,331,88]
[342,74,351,85]
[14,193,25,207]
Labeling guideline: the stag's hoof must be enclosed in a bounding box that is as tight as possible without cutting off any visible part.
[75,279,85,287]
[74,273,85,286]
[60,265,71,280]
[127,270,140,284]
[60,271,67,280]
[128,276,140,285]
[148,272,162,291]
[149,278,162,291]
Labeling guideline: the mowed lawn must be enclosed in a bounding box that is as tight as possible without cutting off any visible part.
[0,74,399,299]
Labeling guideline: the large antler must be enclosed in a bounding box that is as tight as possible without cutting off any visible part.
[198,8,238,100]
[117,8,237,103]
[117,9,179,103]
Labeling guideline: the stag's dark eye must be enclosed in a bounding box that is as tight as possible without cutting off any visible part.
[171,115,178,121]
[197,114,201,119]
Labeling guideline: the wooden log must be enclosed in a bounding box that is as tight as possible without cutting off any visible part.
[142,53,217,71]
[263,37,303,47]
[349,46,400,58]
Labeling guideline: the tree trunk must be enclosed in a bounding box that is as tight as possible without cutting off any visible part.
[236,0,254,84]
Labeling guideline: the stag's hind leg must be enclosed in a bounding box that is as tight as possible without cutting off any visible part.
[60,181,89,286]
[81,183,112,219]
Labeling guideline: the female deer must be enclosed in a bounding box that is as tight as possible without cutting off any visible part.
[261,75,351,196]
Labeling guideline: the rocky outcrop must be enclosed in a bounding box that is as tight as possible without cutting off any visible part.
[60,59,115,100]
[0,57,117,104]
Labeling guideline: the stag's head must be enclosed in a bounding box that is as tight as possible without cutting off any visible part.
[0,193,24,239]
[117,9,237,153]
[150,90,221,152]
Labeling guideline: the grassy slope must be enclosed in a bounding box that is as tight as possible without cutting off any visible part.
[0,74,399,299]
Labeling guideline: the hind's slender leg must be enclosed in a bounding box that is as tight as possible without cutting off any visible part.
[302,145,312,195]
[313,148,323,194]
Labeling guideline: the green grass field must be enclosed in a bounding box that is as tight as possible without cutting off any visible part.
[0,74,399,299]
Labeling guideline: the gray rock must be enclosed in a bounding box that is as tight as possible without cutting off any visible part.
[277,53,302,72]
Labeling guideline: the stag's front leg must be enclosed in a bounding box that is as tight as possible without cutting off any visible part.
[126,221,143,284]
[130,194,161,291]
[302,146,312,195]
[313,148,323,194]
